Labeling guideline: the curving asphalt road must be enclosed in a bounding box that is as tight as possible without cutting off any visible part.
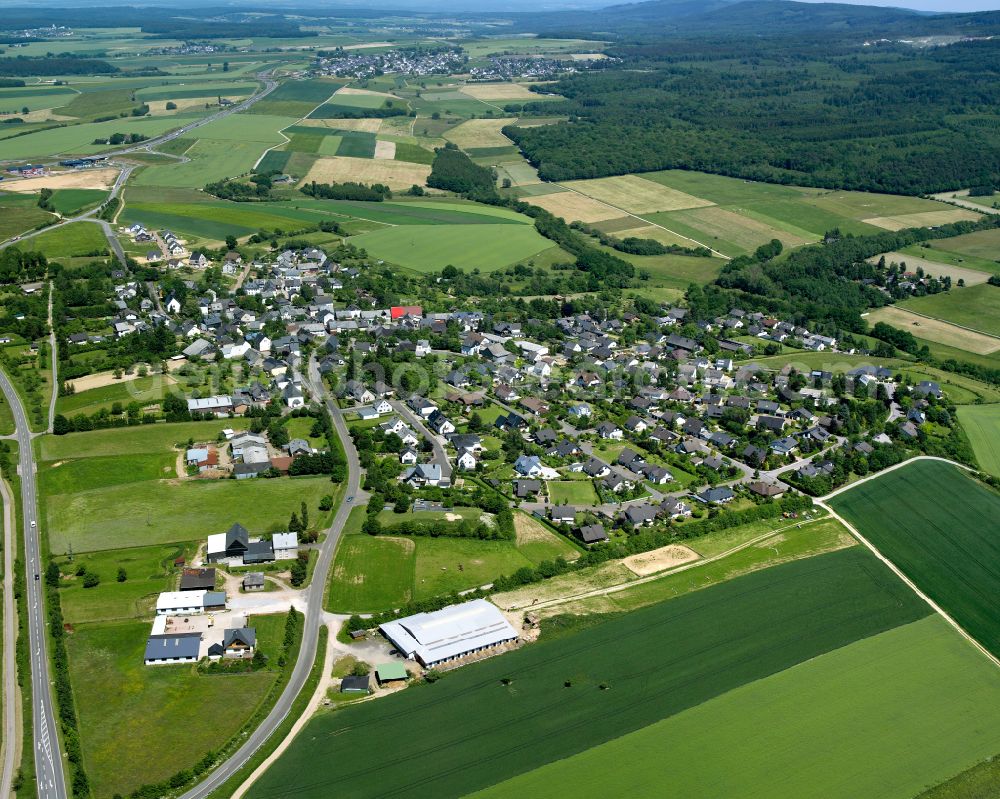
[177,354,364,799]
[0,369,66,799]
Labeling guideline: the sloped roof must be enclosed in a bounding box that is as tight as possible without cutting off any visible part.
[380,599,517,665]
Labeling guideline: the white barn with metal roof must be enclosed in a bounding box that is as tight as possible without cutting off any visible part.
[380,599,518,667]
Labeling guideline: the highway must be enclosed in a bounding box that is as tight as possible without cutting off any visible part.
[177,354,364,799]
[0,370,67,799]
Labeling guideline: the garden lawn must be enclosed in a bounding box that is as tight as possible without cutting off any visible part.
[898,284,1000,337]
[46,475,331,553]
[350,224,551,272]
[957,404,1000,477]
[55,542,191,624]
[547,480,598,506]
[474,616,1000,799]
[831,459,1000,658]
[249,548,929,799]
[68,618,278,798]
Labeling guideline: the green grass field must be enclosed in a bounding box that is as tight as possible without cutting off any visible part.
[0,117,191,160]
[54,541,190,624]
[39,420,245,460]
[831,460,1000,658]
[57,375,167,416]
[133,138,273,188]
[49,188,107,216]
[475,616,1000,799]
[122,198,337,240]
[46,474,332,553]
[350,223,551,272]
[40,452,176,495]
[22,222,108,259]
[0,194,54,241]
[917,227,1000,265]
[898,284,1000,337]
[247,78,339,117]
[251,548,929,799]
[327,507,577,612]
[68,616,280,798]
[547,480,598,506]
[957,404,1000,477]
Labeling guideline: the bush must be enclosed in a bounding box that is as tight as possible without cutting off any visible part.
[82,572,100,588]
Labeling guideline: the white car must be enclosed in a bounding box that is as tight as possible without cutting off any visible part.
[30,521,36,528]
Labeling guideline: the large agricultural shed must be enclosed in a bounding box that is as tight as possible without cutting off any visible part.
[380,599,518,667]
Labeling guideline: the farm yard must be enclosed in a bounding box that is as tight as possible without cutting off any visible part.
[831,460,1000,659]
[249,548,1000,799]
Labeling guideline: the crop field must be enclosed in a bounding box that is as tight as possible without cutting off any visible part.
[562,175,715,214]
[123,198,337,240]
[301,155,430,190]
[393,141,435,164]
[299,117,383,132]
[957,405,1000,477]
[867,306,1000,355]
[247,78,340,117]
[831,459,1000,658]
[476,616,1000,799]
[459,37,608,57]
[250,548,931,799]
[526,190,620,223]
[291,197,528,226]
[444,118,517,149]
[69,617,279,798]
[192,113,297,143]
[0,86,78,113]
[0,117,187,160]
[898,285,1000,337]
[547,480,598,506]
[350,223,551,272]
[649,205,815,256]
[461,83,551,101]
[864,208,982,231]
[136,82,257,102]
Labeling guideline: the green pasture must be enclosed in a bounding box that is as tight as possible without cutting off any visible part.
[49,188,107,216]
[476,616,1000,799]
[22,222,108,259]
[350,223,551,272]
[248,78,340,117]
[133,138,273,187]
[898,284,1000,336]
[40,452,176,495]
[57,375,167,416]
[54,541,191,624]
[39,420,245,460]
[189,113,297,143]
[251,548,927,799]
[0,117,188,160]
[393,142,435,164]
[908,227,1000,265]
[957,404,1000,477]
[136,82,258,102]
[0,196,54,241]
[899,242,1000,275]
[123,199,337,240]
[46,474,333,554]
[831,459,1000,658]
[68,616,280,798]
[0,88,77,113]
[326,507,576,612]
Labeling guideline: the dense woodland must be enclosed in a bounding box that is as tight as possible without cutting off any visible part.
[507,37,1000,195]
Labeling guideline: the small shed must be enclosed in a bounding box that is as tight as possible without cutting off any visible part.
[242,573,265,592]
[340,674,371,694]
[375,662,409,685]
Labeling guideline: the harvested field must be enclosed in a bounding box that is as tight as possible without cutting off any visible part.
[563,174,715,214]
[622,544,699,576]
[866,306,1000,355]
[374,140,396,160]
[335,87,400,100]
[864,209,981,231]
[612,224,703,248]
[3,168,117,193]
[300,156,430,190]
[65,368,173,393]
[297,118,382,132]
[146,98,219,115]
[569,53,608,60]
[444,118,517,149]
[527,191,621,223]
[461,83,546,101]
[343,42,394,50]
[660,205,814,252]
[869,251,992,286]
